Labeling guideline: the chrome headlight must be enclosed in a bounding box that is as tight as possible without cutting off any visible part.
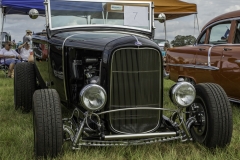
[80,84,107,111]
[170,82,196,107]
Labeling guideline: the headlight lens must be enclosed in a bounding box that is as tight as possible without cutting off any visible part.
[171,82,196,107]
[80,84,107,111]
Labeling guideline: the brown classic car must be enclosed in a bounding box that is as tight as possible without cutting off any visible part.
[166,10,240,103]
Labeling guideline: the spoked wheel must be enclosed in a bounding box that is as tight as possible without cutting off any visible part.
[188,83,232,148]
[33,89,63,158]
[188,97,207,143]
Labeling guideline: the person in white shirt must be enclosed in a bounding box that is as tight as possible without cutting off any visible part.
[18,41,33,61]
[0,41,21,77]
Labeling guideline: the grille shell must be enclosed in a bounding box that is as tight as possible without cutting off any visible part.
[109,48,162,133]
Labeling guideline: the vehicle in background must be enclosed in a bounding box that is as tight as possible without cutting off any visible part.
[166,10,240,103]
[13,0,232,158]
[16,41,23,48]
[1,32,11,47]
[153,39,171,66]
[153,39,170,56]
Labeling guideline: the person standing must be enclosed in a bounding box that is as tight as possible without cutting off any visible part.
[18,41,33,62]
[23,30,32,43]
[0,41,21,77]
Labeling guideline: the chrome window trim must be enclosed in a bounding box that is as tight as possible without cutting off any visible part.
[109,47,162,134]
[214,44,240,46]
[202,17,240,34]
[96,30,150,39]
[48,0,152,33]
[196,17,240,45]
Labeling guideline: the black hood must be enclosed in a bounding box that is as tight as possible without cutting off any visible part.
[44,31,159,51]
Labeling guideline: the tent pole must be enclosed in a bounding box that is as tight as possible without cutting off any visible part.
[0,7,3,47]
[194,14,195,36]
[195,14,200,34]
[0,7,6,48]
[164,21,167,42]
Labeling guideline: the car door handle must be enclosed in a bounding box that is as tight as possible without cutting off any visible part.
[223,48,232,51]
[199,48,206,51]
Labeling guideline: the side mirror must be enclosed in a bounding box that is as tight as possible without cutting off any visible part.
[158,13,166,23]
[29,9,39,19]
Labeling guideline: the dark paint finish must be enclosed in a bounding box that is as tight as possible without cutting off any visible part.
[32,30,162,110]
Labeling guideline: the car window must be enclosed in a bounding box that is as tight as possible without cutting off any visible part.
[49,1,151,32]
[234,22,240,43]
[198,32,206,44]
[209,22,231,44]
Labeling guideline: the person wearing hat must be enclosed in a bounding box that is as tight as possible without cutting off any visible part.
[0,41,21,77]
[23,29,32,43]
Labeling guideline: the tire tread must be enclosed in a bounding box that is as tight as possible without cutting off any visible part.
[33,89,63,158]
[194,83,232,148]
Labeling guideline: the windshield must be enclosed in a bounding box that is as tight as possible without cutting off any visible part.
[49,0,152,32]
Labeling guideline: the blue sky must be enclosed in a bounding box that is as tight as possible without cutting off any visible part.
[1,0,240,42]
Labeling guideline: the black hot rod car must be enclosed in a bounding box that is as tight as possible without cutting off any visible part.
[14,0,232,158]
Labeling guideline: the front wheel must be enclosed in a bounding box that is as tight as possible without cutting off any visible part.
[33,89,63,158]
[188,83,232,148]
[14,63,36,112]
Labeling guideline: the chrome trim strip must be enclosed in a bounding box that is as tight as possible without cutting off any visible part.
[229,97,240,104]
[197,44,212,46]
[104,132,176,140]
[48,0,152,33]
[76,136,182,147]
[97,107,176,115]
[152,2,155,30]
[195,65,219,70]
[51,25,151,33]
[62,33,82,100]
[97,30,149,39]
[112,70,159,73]
[167,63,219,70]
[110,104,159,107]
[156,12,197,14]
[109,48,162,134]
[207,46,213,66]
[202,17,240,33]
[167,64,195,67]
[214,44,240,46]
[44,0,49,27]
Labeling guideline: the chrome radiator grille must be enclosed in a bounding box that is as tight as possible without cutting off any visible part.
[109,48,162,133]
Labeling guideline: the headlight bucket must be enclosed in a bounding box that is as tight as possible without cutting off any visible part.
[170,82,196,108]
[80,84,107,111]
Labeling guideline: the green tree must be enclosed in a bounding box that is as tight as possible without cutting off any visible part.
[171,35,196,47]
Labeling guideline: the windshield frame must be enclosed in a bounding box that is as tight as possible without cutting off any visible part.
[47,0,153,33]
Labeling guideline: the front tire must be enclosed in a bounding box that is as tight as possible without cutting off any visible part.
[33,89,63,158]
[189,83,232,148]
[14,63,36,112]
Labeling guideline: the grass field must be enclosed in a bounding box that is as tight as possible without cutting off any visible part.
[0,73,240,160]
